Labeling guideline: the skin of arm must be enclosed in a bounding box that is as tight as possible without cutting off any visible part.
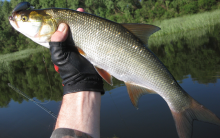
[55,92,101,138]
[50,8,101,138]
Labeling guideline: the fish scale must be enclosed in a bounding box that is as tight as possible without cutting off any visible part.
[47,9,191,111]
[9,3,220,137]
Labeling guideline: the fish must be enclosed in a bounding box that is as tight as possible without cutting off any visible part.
[9,2,220,138]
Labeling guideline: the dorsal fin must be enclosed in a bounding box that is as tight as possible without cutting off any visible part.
[121,24,160,45]
[94,66,113,86]
[125,82,157,108]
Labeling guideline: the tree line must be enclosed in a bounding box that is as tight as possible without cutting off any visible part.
[1,0,220,54]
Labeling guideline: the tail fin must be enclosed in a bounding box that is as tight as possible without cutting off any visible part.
[171,98,220,138]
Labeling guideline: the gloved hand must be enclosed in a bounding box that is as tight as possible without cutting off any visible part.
[49,23,104,95]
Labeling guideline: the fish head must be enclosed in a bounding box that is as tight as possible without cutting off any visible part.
[9,9,57,48]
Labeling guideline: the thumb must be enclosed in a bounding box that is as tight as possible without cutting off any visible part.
[51,23,69,42]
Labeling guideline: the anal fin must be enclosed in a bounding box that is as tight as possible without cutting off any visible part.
[171,97,220,138]
[125,82,157,108]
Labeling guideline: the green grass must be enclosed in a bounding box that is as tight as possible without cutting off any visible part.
[151,9,220,36]
[149,25,214,47]
[148,9,220,46]
[0,48,44,62]
[0,48,44,71]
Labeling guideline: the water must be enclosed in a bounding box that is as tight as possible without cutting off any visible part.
[0,24,220,138]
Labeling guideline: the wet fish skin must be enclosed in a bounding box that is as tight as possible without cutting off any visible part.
[9,4,220,138]
[46,9,191,110]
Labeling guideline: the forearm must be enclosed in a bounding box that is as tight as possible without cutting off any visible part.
[50,19,103,138]
[55,91,101,138]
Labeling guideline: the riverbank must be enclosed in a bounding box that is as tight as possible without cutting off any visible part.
[0,48,44,62]
[149,9,220,46]
[1,8,220,61]
[0,48,45,71]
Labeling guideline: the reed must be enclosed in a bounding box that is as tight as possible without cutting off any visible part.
[148,9,220,46]
[151,9,220,36]
[149,25,214,47]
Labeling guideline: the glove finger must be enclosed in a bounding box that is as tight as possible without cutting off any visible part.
[49,42,69,66]
[68,52,98,74]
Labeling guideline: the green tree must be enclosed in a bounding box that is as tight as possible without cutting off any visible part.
[55,0,66,8]
[39,0,55,8]
[198,0,216,10]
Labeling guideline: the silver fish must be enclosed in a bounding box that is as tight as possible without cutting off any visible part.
[9,2,220,138]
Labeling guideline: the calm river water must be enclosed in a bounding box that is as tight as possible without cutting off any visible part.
[0,24,220,138]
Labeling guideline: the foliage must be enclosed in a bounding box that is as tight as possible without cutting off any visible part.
[148,9,220,46]
[1,0,220,54]
[1,0,220,107]
[150,23,220,84]
[0,48,125,107]
[0,24,220,107]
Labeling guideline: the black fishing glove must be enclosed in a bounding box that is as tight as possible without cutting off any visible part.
[49,41,104,95]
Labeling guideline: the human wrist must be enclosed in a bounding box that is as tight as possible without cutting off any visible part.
[62,75,105,95]
[55,91,101,138]
[62,91,101,107]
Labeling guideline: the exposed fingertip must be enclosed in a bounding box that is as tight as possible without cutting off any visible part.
[77,8,85,12]
[51,23,69,42]
[58,23,68,32]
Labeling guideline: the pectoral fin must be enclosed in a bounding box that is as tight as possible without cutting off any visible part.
[76,47,113,85]
[94,66,113,86]
[121,23,160,46]
[125,82,157,108]
[76,47,86,56]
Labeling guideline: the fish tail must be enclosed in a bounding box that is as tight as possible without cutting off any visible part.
[171,97,220,138]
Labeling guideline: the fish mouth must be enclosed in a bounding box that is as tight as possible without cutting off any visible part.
[9,2,32,29]
[9,16,14,21]
[9,16,19,29]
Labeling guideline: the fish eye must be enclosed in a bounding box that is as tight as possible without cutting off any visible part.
[21,15,28,22]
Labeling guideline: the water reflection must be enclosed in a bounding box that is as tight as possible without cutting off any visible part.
[0,24,220,138]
